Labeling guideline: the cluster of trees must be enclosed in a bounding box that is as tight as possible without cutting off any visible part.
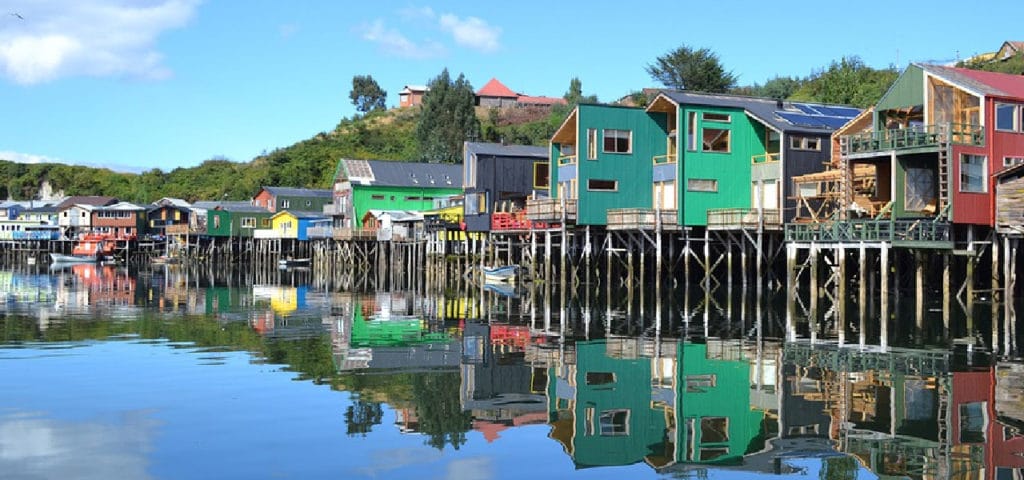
[645,44,899,108]
[958,52,1024,75]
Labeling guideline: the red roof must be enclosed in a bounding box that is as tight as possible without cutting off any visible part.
[516,95,567,106]
[950,67,1024,100]
[476,78,518,98]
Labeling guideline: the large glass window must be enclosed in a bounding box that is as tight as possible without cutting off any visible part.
[960,154,987,193]
[905,167,936,211]
[702,128,730,152]
[599,410,629,436]
[687,111,697,151]
[587,129,598,159]
[602,129,631,153]
[995,103,1019,132]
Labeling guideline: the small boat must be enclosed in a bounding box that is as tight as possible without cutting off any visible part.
[51,234,117,264]
[482,265,518,283]
[484,282,519,297]
[278,257,311,268]
[49,252,100,264]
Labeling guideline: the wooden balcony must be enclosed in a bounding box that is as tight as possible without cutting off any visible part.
[526,198,576,223]
[557,154,577,166]
[606,208,679,231]
[491,211,534,231]
[706,208,781,231]
[841,123,984,157]
[751,153,780,164]
[785,219,952,248]
[333,227,379,241]
[652,154,676,165]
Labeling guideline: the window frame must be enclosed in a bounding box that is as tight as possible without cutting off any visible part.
[701,127,730,153]
[702,112,731,123]
[995,103,1020,132]
[587,128,598,159]
[790,136,821,151]
[241,217,256,228]
[960,154,988,193]
[601,129,632,154]
[687,111,698,151]
[687,178,719,193]
[1004,156,1024,167]
[587,179,618,192]
[533,162,550,189]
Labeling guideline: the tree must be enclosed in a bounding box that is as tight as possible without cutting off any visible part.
[415,68,480,163]
[349,75,387,114]
[732,76,804,99]
[789,56,898,108]
[563,77,598,107]
[646,45,736,93]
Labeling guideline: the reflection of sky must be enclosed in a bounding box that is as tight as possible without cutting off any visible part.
[0,339,878,479]
[0,411,157,480]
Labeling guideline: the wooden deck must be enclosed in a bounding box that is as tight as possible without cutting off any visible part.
[706,208,781,231]
[525,198,576,223]
[606,208,680,231]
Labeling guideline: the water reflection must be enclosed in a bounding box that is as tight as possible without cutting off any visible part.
[1,264,1024,478]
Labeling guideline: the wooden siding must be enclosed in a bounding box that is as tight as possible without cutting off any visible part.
[553,104,668,226]
[876,65,925,119]
[997,171,1024,233]
[781,135,833,223]
[678,106,763,226]
[351,185,461,226]
[464,154,542,232]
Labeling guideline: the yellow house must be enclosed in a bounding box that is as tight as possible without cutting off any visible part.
[266,210,329,240]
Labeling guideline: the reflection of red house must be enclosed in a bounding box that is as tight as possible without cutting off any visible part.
[70,264,136,305]
[251,311,275,335]
[952,369,1024,479]
[490,325,531,351]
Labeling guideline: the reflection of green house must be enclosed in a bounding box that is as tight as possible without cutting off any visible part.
[547,340,668,468]
[671,342,765,466]
[349,306,448,348]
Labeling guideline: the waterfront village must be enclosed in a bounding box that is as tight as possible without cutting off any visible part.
[2,63,1024,309]
[9,63,1024,476]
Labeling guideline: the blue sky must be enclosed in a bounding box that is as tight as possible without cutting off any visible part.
[1,0,1022,173]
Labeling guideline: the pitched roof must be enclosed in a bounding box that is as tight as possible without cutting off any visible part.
[464,142,548,159]
[259,186,333,198]
[926,64,1024,100]
[476,78,518,98]
[95,201,145,211]
[56,196,117,209]
[339,159,462,188]
[400,85,429,93]
[656,91,861,134]
[198,201,268,213]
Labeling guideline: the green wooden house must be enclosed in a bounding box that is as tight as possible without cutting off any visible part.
[205,201,273,238]
[546,340,669,469]
[252,186,333,214]
[330,159,463,229]
[644,92,860,227]
[546,104,669,225]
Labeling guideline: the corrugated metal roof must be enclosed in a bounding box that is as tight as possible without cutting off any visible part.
[56,196,117,209]
[917,63,1024,99]
[657,91,861,134]
[464,142,548,159]
[339,159,462,188]
[260,186,333,198]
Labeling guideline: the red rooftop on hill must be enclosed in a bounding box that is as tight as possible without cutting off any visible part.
[475,77,566,108]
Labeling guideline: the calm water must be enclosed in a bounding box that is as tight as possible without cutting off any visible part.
[1,262,1021,479]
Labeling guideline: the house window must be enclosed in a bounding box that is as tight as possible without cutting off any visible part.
[585,372,615,385]
[533,162,550,189]
[587,128,597,159]
[686,374,717,393]
[371,194,385,201]
[995,103,1020,132]
[687,179,718,192]
[213,216,221,229]
[241,217,256,228]
[960,154,987,193]
[702,128,730,152]
[602,129,631,153]
[687,111,697,151]
[599,410,629,436]
[905,167,936,211]
[959,402,988,443]
[465,192,486,215]
[701,417,729,443]
[1005,156,1024,167]
[405,196,421,201]
[584,407,595,436]
[280,200,290,209]
[790,136,821,151]
[587,179,618,191]
[702,112,730,123]
[261,218,271,227]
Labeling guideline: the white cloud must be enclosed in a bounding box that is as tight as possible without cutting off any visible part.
[0,0,201,85]
[359,20,445,59]
[359,7,501,58]
[438,14,500,53]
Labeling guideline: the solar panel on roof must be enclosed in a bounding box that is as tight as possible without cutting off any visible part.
[819,117,851,128]
[776,112,827,128]
[794,104,822,115]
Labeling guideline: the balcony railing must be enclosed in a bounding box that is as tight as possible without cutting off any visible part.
[785,219,952,246]
[526,198,577,223]
[841,123,984,156]
[491,211,533,231]
[707,208,781,230]
[751,153,780,164]
[557,154,577,166]
[306,226,334,239]
[606,208,679,231]
[333,227,378,241]
[653,154,676,165]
